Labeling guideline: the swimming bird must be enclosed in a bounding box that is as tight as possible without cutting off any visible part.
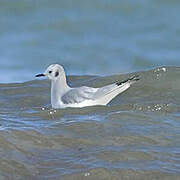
[36,64,139,109]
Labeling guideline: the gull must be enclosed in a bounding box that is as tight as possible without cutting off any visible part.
[36,64,139,109]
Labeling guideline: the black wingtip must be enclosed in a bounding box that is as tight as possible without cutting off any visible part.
[129,75,140,82]
[116,75,140,86]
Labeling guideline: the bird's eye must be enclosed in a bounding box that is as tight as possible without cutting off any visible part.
[49,71,52,74]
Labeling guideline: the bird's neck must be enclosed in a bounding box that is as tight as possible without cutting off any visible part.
[51,74,69,108]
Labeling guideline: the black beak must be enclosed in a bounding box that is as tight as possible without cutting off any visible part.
[35,73,45,77]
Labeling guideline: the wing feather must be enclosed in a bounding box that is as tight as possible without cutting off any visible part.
[61,86,98,104]
[61,76,139,104]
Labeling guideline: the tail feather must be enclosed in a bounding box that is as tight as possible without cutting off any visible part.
[93,75,140,105]
[116,75,140,86]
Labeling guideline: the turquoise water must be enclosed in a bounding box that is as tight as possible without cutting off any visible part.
[0,1,180,179]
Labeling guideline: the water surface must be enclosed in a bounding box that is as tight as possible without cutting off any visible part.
[0,67,180,179]
[1,0,180,82]
[0,0,180,179]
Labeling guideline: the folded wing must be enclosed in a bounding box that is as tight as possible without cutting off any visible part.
[61,86,98,104]
[61,75,139,105]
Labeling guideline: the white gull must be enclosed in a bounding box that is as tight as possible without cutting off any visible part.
[36,64,139,109]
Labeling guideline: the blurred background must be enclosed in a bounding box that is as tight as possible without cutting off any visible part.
[1,0,180,83]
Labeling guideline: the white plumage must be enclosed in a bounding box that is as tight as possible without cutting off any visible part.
[36,64,139,109]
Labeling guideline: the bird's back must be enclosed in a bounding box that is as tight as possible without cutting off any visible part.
[60,75,139,107]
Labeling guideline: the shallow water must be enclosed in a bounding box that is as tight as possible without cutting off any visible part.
[0,67,180,179]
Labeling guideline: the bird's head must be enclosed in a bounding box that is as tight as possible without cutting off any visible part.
[36,64,65,81]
